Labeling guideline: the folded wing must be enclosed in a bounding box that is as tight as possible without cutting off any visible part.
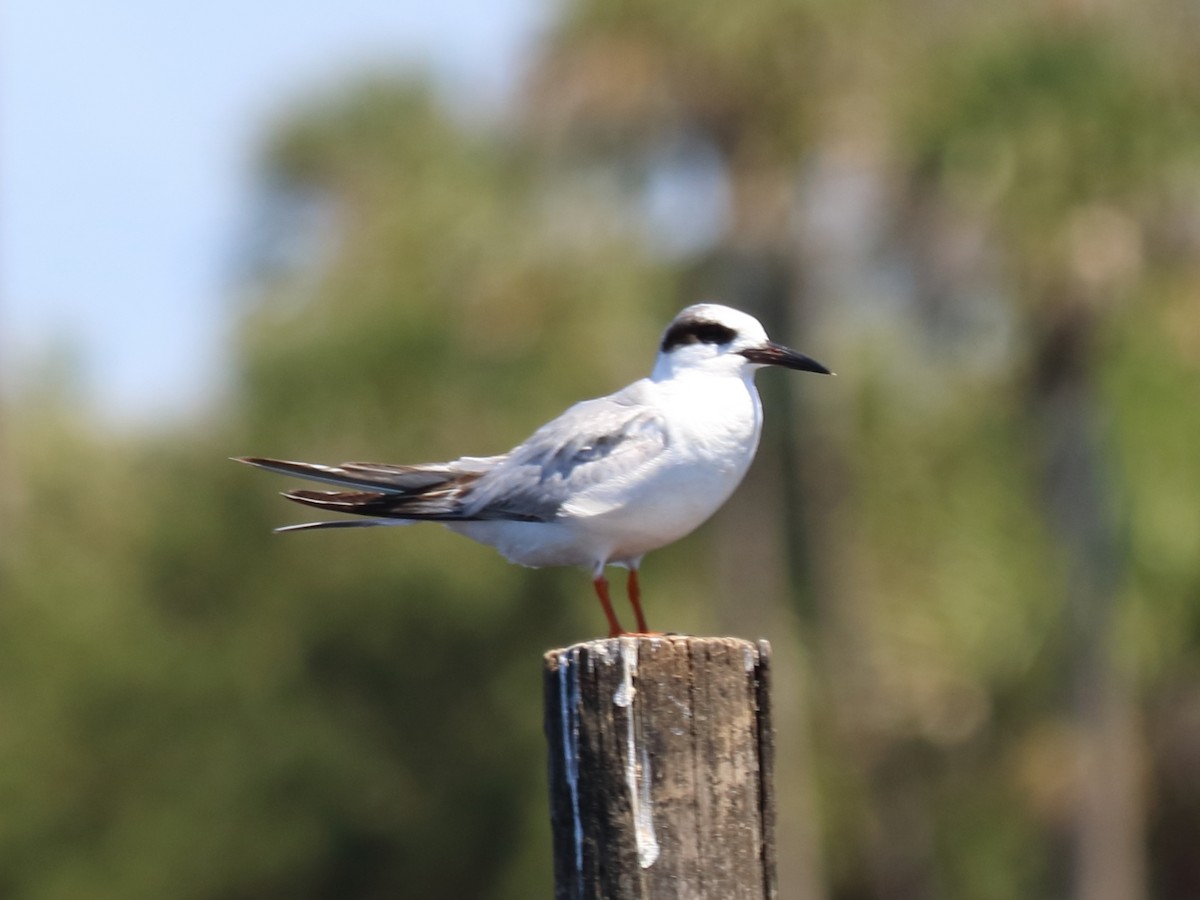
[236,384,670,530]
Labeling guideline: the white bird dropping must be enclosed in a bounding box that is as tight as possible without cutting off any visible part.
[612,638,659,869]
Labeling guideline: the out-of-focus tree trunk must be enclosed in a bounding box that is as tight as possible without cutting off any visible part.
[1028,296,1146,900]
[791,148,945,900]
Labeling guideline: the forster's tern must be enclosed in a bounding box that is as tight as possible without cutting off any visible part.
[236,303,831,636]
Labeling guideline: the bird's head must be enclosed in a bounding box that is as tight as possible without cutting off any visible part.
[651,303,833,381]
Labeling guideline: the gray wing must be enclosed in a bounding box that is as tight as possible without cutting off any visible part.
[459,387,670,521]
[237,383,667,527]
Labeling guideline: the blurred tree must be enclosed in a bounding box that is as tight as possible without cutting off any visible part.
[902,12,1200,900]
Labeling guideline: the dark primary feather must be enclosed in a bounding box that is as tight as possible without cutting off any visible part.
[281,486,544,522]
[234,456,476,492]
[235,456,488,523]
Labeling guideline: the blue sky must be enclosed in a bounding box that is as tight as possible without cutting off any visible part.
[1,1,548,424]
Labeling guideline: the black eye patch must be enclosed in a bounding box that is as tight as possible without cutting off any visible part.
[660,319,738,353]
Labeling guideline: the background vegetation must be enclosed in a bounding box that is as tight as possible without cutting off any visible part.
[4,1,1200,898]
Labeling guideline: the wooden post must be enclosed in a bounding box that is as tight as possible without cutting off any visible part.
[544,636,776,900]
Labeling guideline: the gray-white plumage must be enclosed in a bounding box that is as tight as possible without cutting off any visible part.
[236,303,831,634]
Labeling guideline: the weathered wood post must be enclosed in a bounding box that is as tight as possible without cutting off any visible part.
[544,636,776,899]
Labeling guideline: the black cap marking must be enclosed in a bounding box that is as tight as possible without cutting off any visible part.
[661,318,738,353]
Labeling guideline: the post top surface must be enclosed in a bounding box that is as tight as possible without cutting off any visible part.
[544,635,770,667]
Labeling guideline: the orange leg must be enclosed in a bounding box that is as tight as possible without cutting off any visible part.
[593,576,624,638]
[627,569,649,634]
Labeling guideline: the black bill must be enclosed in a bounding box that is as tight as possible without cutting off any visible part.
[741,342,833,375]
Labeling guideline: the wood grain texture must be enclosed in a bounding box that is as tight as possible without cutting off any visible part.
[545,636,776,900]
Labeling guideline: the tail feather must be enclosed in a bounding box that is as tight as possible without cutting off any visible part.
[275,519,411,533]
[283,489,394,510]
[282,488,462,520]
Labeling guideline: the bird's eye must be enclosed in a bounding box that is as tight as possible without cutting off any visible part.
[661,320,738,353]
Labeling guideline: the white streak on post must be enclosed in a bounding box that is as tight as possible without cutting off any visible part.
[613,638,659,869]
[558,649,584,892]
[613,639,634,707]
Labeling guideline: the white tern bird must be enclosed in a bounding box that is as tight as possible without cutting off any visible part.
[236,303,831,636]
